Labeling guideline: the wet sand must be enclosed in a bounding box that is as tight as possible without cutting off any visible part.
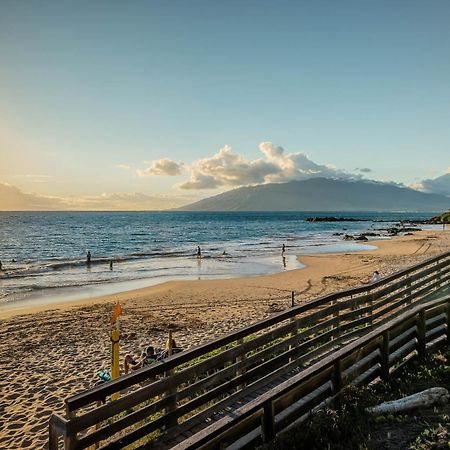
[1,230,449,449]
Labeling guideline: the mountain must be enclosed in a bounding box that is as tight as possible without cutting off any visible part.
[178,178,450,212]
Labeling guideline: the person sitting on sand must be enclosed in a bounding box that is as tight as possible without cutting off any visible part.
[366,270,381,284]
[158,338,183,360]
[123,345,157,374]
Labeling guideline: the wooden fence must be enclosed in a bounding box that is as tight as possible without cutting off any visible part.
[49,250,450,450]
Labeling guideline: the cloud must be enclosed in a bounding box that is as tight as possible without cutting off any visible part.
[178,173,220,190]
[178,145,281,190]
[137,158,183,177]
[415,173,450,197]
[0,182,194,211]
[0,183,65,210]
[355,167,372,173]
[11,174,53,183]
[115,164,131,170]
[65,192,190,210]
[178,142,358,190]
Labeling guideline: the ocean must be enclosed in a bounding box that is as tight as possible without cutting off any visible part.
[0,211,438,309]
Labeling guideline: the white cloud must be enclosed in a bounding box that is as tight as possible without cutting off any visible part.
[0,183,193,211]
[415,173,450,197]
[177,142,358,190]
[115,164,131,170]
[11,174,52,183]
[178,173,220,190]
[178,145,281,190]
[137,158,183,177]
[0,183,65,210]
[65,192,189,210]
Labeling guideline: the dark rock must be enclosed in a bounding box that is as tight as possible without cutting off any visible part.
[306,217,363,222]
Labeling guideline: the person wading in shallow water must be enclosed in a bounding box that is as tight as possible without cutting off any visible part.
[86,250,91,265]
[196,246,201,258]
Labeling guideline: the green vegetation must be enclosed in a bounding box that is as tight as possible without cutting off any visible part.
[428,211,450,225]
[258,349,450,450]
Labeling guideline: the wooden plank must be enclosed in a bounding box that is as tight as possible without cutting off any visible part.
[426,324,446,342]
[389,339,417,366]
[341,349,380,384]
[389,326,417,353]
[339,304,372,323]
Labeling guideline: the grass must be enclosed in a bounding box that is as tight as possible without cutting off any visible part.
[258,347,450,450]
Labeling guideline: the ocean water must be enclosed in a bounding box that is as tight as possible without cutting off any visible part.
[0,211,437,308]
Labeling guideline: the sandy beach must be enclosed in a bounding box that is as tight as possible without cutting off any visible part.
[1,229,450,449]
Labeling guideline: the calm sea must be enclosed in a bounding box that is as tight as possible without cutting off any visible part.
[0,211,437,307]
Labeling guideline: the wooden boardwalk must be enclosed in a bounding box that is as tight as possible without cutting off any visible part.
[49,250,450,450]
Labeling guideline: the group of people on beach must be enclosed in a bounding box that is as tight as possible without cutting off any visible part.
[95,339,183,385]
[86,250,114,270]
[123,339,183,374]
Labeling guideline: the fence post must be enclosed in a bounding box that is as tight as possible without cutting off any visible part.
[417,310,426,358]
[380,331,390,381]
[406,277,412,305]
[261,400,275,443]
[446,301,450,346]
[289,293,298,363]
[48,418,59,450]
[64,407,76,450]
[436,258,442,287]
[236,338,246,390]
[332,360,343,410]
[369,291,374,329]
[165,329,178,428]
[330,297,340,345]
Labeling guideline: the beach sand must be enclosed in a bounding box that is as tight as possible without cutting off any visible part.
[1,230,449,449]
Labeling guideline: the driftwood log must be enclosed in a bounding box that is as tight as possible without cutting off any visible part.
[366,387,449,415]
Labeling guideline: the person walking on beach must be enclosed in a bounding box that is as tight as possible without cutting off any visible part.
[109,260,113,270]
[282,243,286,255]
[86,250,91,265]
[196,246,201,258]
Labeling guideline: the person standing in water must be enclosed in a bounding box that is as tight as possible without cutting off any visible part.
[196,246,201,258]
[282,243,286,255]
[86,250,91,265]
[109,260,113,270]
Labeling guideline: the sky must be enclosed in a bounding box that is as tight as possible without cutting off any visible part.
[1,0,450,210]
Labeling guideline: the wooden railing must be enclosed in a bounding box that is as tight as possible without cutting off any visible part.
[49,250,450,450]
[176,295,450,450]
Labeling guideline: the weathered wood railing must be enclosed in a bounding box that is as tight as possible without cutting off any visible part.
[49,250,450,449]
[175,295,450,450]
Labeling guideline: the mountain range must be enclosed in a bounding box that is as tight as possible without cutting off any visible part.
[178,178,450,212]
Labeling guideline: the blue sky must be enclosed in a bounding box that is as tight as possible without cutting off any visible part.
[1,0,449,209]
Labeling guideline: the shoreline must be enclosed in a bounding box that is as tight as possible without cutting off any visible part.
[0,232,437,321]
[1,230,449,449]
[0,242,379,319]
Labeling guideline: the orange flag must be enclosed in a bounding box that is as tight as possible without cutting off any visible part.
[111,302,122,324]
